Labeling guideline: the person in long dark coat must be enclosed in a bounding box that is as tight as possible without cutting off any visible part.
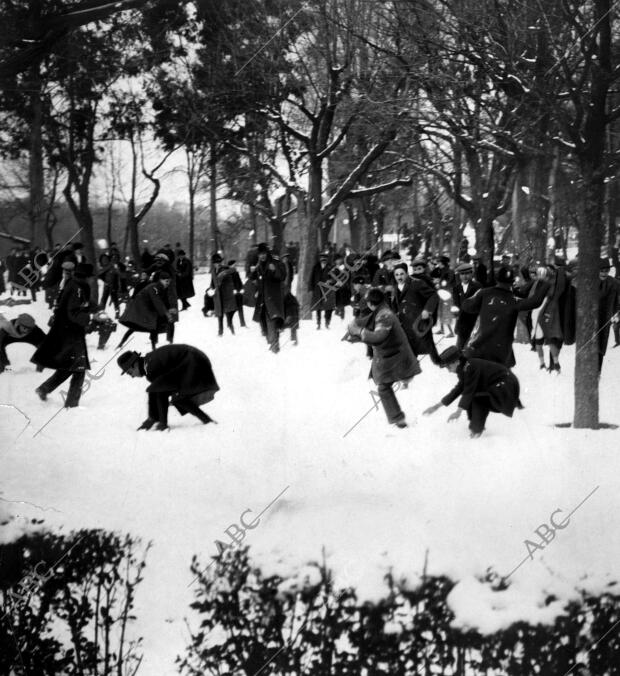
[0,313,46,372]
[461,267,547,367]
[175,250,195,311]
[391,263,440,363]
[209,254,238,335]
[346,287,421,427]
[227,260,247,328]
[251,243,285,352]
[118,273,174,350]
[309,253,336,329]
[423,346,522,438]
[452,262,482,349]
[598,259,620,372]
[32,262,92,407]
[118,344,219,431]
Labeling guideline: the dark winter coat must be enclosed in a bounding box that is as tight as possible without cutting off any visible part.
[211,265,237,316]
[175,257,195,300]
[390,277,439,356]
[146,260,178,309]
[441,357,521,417]
[599,276,620,356]
[358,303,421,385]
[144,344,219,405]
[309,262,336,311]
[452,279,482,347]
[284,292,300,328]
[31,278,91,371]
[120,282,170,333]
[462,284,547,367]
[540,268,568,342]
[251,257,285,321]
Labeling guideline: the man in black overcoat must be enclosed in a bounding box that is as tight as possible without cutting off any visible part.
[118,344,219,431]
[32,262,93,407]
[175,250,195,311]
[250,243,285,352]
[423,346,522,437]
[461,267,546,367]
[452,262,482,349]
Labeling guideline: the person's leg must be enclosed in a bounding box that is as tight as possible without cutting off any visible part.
[226,311,235,335]
[155,393,169,428]
[316,309,322,329]
[378,382,405,425]
[535,343,545,368]
[237,303,247,327]
[266,315,280,353]
[549,342,561,372]
[217,315,224,336]
[614,321,620,346]
[117,328,134,349]
[174,398,213,424]
[64,371,86,407]
[325,309,332,328]
[291,323,298,345]
[36,369,72,398]
[150,331,158,351]
[469,395,491,435]
[166,322,175,344]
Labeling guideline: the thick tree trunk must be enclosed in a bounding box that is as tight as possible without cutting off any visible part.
[188,189,195,263]
[573,172,603,428]
[298,163,322,314]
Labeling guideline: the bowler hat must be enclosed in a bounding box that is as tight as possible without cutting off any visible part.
[438,345,462,366]
[412,314,433,338]
[257,243,270,254]
[600,258,611,270]
[16,313,35,329]
[211,253,223,263]
[456,262,473,273]
[117,351,141,374]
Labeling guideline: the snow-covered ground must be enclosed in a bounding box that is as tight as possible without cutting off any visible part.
[1,275,620,675]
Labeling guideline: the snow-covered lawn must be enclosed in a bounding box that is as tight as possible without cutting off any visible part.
[1,275,619,675]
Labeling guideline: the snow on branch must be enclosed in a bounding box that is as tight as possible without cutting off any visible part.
[348,176,412,199]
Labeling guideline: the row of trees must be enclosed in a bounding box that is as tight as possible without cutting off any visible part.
[1,0,618,426]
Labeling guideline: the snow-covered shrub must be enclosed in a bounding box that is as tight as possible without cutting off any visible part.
[180,547,620,675]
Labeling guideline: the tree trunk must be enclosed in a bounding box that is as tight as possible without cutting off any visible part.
[188,188,195,263]
[298,162,322,313]
[28,65,45,248]
[573,171,603,428]
[209,142,218,258]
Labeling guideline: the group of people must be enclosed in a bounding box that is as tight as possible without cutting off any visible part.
[342,250,619,436]
[1,237,619,436]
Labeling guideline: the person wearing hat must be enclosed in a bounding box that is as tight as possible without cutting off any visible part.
[0,313,46,373]
[309,252,336,330]
[32,258,93,407]
[208,254,239,336]
[423,346,522,438]
[226,260,247,328]
[452,262,482,349]
[118,272,175,351]
[118,344,219,431]
[174,250,194,311]
[371,251,400,296]
[346,287,420,428]
[250,243,285,352]
[598,258,620,371]
[145,254,178,342]
[390,263,440,364]
[471,255,488,287]
[460,266,547,367]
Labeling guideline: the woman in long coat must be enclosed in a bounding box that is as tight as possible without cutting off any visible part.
[309,254,336,329]
[539,264,568,372]
[175,251,195,310]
